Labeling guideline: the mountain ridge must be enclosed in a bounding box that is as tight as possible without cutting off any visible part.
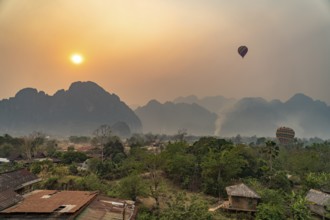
[135,100,217,135]
[1,82,329,139]
[0,81,142,136]
[170,93,330,138]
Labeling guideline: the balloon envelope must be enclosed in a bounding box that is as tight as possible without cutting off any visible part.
[238,46,248,58]
[276,127,295,144]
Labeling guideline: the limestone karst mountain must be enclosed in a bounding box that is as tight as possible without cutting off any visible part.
[135,100,217,136]
[0,81,142,136]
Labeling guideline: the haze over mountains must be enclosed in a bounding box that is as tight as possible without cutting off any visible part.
[167,94,330,139]
[135,100,217,136]
[0,81,329,139]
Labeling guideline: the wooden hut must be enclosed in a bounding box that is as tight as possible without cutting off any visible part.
[223,183,261,212]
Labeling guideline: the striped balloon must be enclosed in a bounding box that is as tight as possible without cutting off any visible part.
[238,46,248,58]
[276,127,295,145]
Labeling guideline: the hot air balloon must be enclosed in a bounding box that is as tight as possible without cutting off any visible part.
[276,127,295,145]
[238,46,248,58]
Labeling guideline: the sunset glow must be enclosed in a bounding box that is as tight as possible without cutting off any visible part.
[0,0,329,106]
[70,54,84,65]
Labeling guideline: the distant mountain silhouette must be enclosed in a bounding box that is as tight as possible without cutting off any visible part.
[169,93,330,139]
[218,94,330,139]
[173,95,236,113]
[0,81,142,136]
[135,100,217,135]
[2,84,328,139]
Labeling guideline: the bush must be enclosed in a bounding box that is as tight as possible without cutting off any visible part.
[290,193,311,220]
[61,151,88,164]
[118,174,148,201]
[256,203,286,220]
[160,193,212,220]
[268,171,291,192]
[43,177,59,189]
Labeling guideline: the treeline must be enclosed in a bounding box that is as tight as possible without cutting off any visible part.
[0,133,58,159]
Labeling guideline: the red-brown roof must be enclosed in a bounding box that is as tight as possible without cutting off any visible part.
[2,190,97,214]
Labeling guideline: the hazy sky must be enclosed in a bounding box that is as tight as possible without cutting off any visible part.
[1,0,330,106]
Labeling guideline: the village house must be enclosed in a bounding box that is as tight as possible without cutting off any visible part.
[221,183,261,212]
[0,169,41,211]
[0,190,137,220]
[306,189,330,219]
[0,169,137,219]
[0,190,98,219]
[0,168,41,195]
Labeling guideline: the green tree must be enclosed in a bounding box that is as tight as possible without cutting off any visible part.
[127,133,146,148]
[61,151,88,164]
[43,177,59,189]
[160,192,212,220]
[163,141,198,189]
[201,146,247,197]
[290,192,311,220]
[118,173,148,201]
[44,139,58,156]
[261,141,279,172]
[303,172,330,191]
[268,171,291,192]
[189,137,231,160]
[256,188,286,220]
[75,174,107,193]
[236,144,260,178]
[165,153,197,189]
[68,164,79,175]
[119,148,149,176]
[30,161,42,174]
[87,158,117,179]
[256,203,286,220]
[0,143,14,157]
[136,207,157,220]
[104,136,126,162]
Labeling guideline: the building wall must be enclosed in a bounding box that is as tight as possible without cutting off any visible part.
[229,196,258,210]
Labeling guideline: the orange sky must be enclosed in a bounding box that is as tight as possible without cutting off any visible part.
[0,0,330,106]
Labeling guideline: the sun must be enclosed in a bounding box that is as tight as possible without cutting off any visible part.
[70,53,84,65]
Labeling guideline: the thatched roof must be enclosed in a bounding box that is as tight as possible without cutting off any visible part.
[306,189,330,206]
[226,183,260,199]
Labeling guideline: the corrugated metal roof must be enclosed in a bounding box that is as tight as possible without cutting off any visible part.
[76,195,137,220]
[0,189,23,211]
[0,169,40,191]
[226,183,261,199]
[1,190,98,214]
[306,189,330,206]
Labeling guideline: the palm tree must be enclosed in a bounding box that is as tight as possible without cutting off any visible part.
[262,140,279,172]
